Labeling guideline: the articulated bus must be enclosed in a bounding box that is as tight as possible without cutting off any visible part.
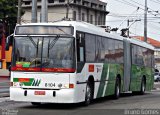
[7,21,154,105]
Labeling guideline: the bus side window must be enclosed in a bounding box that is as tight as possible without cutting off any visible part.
[80,47,84,62]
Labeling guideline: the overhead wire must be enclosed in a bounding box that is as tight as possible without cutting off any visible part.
[150,0,160,4]
[115,0,158,16]
[112,0,160,38]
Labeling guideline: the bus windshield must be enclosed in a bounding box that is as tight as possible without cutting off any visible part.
[12,36,75,72]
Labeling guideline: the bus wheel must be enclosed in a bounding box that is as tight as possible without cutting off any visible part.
[140,77,146,95]
[31,102,41,106]
[84,82,93,106]
[114,78,120,99]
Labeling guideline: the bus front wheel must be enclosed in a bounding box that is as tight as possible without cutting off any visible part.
[84,81,93,106]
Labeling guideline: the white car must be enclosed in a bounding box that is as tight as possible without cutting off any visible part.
[154,72,160,82]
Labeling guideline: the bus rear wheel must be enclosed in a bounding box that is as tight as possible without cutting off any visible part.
[113,78,120,99]
[140,77,146,95]
[84,82,93,106]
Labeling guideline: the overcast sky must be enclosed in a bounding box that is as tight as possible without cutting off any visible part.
[100,0,160,41]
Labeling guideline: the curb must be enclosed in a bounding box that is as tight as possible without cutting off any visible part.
[152,88,160,91]
[0,93,9,98]
[155,88,160,90]
[0,97,10,103]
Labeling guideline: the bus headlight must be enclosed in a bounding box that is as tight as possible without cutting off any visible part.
[13,82,20,87]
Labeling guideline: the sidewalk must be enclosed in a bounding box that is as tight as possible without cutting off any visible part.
[0,69,10,97]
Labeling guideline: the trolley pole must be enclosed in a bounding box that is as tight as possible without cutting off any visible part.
[127,20,130,37]
[144,0,147,42]
[17,0,22,24]
[127,19,141,37]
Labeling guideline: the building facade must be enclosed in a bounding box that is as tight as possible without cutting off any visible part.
[22,0,109,25]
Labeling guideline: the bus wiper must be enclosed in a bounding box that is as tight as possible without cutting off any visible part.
[47,39,50,58]
[27,35,39,64]
[27,35,38,48]
[47,35,60,58]
[49,35,60,49]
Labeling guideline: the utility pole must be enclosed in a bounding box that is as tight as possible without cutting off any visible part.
[17,0,22,24]
[31,0,37,23]
[144,0,147,42]
[66,0,69,19]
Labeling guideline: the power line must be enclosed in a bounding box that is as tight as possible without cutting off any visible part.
[114,0,144,10]
[156,0,160,3]
[115,0,158,16]
[130,0,159,14]
[150,0,160,4]
[130,27,160,36]
[130,0,145,7]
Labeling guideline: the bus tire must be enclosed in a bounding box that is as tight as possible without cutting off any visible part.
[31,102,41,106]
[84,81,93,106]
[113,78,120,99]
[140,77,146,95]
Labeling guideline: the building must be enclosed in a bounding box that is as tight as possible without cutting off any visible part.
[22,0,109,25]
[0,24,11,77]
[133,36,160,71]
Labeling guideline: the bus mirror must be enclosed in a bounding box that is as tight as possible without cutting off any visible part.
[5,35,13,51]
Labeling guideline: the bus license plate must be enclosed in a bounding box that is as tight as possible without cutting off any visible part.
[34,91,45,95]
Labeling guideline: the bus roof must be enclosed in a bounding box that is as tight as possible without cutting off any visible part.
[20,21,155,50]
[20,21,124,41]
[129,37,155,50]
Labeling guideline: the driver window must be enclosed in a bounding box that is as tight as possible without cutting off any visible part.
[76,32,85,62]
[76,32,85,73]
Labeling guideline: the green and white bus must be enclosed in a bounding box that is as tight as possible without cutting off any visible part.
[7,21,154,105]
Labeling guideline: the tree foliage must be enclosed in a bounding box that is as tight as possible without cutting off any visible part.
[0,0,18,35]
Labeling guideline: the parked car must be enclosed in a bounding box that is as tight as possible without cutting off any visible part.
[154,72,160,82]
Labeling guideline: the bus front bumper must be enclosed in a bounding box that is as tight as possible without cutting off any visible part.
[10,87,77,103]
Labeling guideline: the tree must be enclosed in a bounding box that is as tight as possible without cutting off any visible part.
[0,0,18,36]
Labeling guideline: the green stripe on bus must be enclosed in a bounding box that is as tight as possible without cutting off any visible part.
[130,65,153,91]
[104,64,124,96]
[13,78,19,82]
[22,78,34,86]
[96,64,109,98]
[13,78,35,86]
[31,79,41,86]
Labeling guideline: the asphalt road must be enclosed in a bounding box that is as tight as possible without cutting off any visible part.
[0,90,160,115]
[0,82,160,115]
